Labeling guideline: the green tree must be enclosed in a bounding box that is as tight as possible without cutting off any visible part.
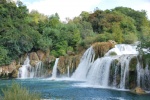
[0,46,10,66]
[112,23,123,43]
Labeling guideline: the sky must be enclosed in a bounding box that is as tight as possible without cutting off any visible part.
[13,0,150,21]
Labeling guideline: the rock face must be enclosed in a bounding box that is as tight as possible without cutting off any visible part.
[0,49,55,78]
[10,69,18,78]
[57,55,81,76]
[37,50,47,61]
[29,52,39,67]
[92,40,116,57]
[0,61,19,78]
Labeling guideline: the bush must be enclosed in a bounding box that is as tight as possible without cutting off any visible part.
[95,33,113,42]
[1,82,41,100]
[123,32,138,44]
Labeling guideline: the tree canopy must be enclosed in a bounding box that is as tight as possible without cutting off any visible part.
[0,1,150,66]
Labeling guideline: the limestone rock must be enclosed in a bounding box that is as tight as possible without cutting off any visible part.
[19,53,28,65]
[36,50,46,61]
[29,52,39,61]
[30,60,39,67]
[131,87,146,94]
[67,51,75,56]
[10,69,18,78]
[8,60,16,72]
[57,55,81,76]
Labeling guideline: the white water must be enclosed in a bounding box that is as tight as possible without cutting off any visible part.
[51,58,59,79]
[119,55,135,89]
[68,66,70,77]
[136,61,141,87]
[71,47,95,80]
[105,44,138,56]
[87,57,113,87]
[136,58,150,89]
[31,61,43,77]
[18,57,30,78]
[71,44,150,90]
[18,56,43,79]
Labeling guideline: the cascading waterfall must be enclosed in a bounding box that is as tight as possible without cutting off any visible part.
[18,56,30,78]
[51,58,59,79]
[119,55,135,89]
[71,47,95,80]
[18,56,44,78]
[136,59,150,90]
[71,44,150,90]
[87,57,113,87]
[30,61,43,78]
[136,61,141,87]
[112,63,119,87]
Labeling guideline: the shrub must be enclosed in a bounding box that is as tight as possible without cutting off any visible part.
[123,32,138,44]
[1,82,41,100]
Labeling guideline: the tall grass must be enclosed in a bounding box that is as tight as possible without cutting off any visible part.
[1,82,41,100]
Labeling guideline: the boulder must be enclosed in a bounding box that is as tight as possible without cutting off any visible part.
[131,87,146,94]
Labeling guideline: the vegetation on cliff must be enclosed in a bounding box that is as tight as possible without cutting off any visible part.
[0,0,150,66]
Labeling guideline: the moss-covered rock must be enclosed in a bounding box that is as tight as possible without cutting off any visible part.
[57,55,81,76]
[109,59,120,87]
[129,56,137,71]
[92,40,116,57]
[109,52,117,56]
[129,71,137,89]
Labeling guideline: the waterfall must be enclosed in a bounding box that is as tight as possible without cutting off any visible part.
[112,63,119,87]
[18,56,44,79]
[51,58,59,79]
[105,44,138,56]
[136,59,150,90]
[71,47,95,80]
[30,61,43,78]
[87,57,113,87]
[119,55,134,89]
[71,44,150,90]
[136,60,141,87]
[68,66,70,77]
[18,56,31,78]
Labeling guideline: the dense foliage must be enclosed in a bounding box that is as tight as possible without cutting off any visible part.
[0,0,150,66]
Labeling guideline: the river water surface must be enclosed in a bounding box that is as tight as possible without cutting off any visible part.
[0,78,150,100]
